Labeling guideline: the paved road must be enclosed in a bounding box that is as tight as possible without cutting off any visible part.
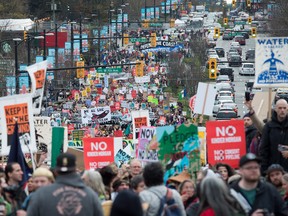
[216,35,256,117]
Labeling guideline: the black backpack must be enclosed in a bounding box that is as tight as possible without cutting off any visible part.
[151,189,182,216]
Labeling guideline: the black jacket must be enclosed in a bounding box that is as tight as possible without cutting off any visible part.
[260,111,288,173]
[230,179,288,216]
[245,125,258,151]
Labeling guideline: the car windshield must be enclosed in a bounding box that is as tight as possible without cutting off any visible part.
[217,112,237,119]
[244,64,253,68]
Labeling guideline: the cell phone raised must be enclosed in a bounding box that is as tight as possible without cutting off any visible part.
[245,91,251,101]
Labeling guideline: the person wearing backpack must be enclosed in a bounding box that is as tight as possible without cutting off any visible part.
[139,162,186,216]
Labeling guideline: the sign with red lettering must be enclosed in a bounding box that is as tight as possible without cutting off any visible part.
[131,110,150,142]
[206,120,246,168]
[83,137,115,169]
[0,94,36,155]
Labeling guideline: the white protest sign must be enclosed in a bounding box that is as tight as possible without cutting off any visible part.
[255,37,288,87]
[194,82,216,116]
[81,106,111,124]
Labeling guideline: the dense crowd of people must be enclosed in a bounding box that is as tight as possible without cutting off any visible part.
[0,152,285,216]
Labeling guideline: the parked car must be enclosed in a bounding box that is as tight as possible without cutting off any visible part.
[234,35,246,45]
[229,55,242,67]
[240,63,255,75]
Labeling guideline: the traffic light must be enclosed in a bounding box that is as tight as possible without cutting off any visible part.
[170,19,175,28]
[246,0,251,7]
[232,0,236,7]
[124,33,129,45]
[76,61,85,78]
[223,18,228,25]
[80,54,84,61]
[251,27,257,38]
[142,20,149,28]
[150,33,157,47]
[214,27,220,39]
[173,3,177,10]
[23,30,28,41]
[209,58,217,79]
[135,60,144,77]
[248,17,252,24]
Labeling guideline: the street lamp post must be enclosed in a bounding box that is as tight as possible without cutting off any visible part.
[43,29,46,60]
[13,38,22,94]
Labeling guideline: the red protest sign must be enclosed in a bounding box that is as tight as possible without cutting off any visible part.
[83,137,114,169]
[134,117,148,128]
[206,120,246,168]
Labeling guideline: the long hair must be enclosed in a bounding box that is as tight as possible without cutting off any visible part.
[198,177,244,216]
[83,170,106,196]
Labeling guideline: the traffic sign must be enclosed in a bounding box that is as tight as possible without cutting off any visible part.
[97,68,122,73]
[149,23,163,27]
[130,38,148,43]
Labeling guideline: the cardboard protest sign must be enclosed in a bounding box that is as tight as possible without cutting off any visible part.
[156,124,200,183]
[26,61,48,115]
[137,127,158,162]
[0,94,36,155]
[206,120,246,168]
[34,117,52,159]
[81,106,111,124]
[83,137,122,169]
[67,147,85,171]
[51,127,68,167]
[131,110,150,142]
[198,127,207,166]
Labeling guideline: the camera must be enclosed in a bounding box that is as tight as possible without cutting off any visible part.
[3,185,21,199]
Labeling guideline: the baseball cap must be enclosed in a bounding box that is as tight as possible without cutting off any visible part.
[266,164,284,176]
[239,153,261,167]
[56,153,76,173]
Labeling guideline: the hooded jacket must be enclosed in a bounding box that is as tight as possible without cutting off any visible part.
[230,179,288,216]
[139,185,186,216]
[27,172,104,216]
[260,111,288,173]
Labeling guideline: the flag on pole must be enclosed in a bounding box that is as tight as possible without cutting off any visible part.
[178,89,187,100]
[7,122,32,185]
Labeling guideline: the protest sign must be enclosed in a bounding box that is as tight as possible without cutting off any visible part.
[206,120,246,168]
[26,61,48,115]
[137,127,158,162]
[34,117,52,158]
[198,127,207,166]
[51,126,68,168]
[131,110,150,142]
[81,106,111,124]
[156,124,200,183]
[83,137,122,169]
[0,94,36,155]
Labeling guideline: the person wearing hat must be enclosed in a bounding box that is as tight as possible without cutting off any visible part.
[243,112,258,152]
[266,164,286,196]
[230,153,288,216]
[27,153,104,216]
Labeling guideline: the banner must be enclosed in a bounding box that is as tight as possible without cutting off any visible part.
[156,124,200,183]
[137,127,158,162]
[26,60,48,115]
[34,117,52,159]
[135,75,150,83]
[83,137,122,169]
[0,94,36,155]
[206,120,246,168]
[81,106,111,124]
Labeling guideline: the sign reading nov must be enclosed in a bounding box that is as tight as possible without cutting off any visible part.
[83,137,114,169]
[206,120,246,168]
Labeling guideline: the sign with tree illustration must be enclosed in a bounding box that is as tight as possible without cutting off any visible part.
[156,124,200,183]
